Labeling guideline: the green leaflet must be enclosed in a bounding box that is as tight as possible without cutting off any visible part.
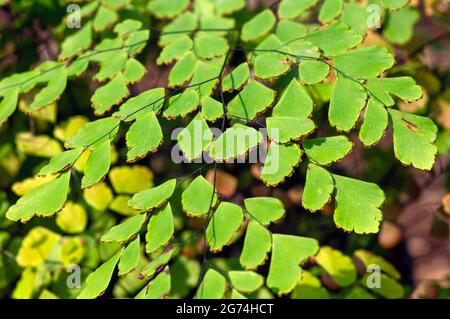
[261,143,302,187]
[384,7,419,45]
[209,124,263,161]
[146,203,174,253]
[267,234,319,295]
[206,202,244,252]
[319,0,344,24]
[0,69,39,94]
[101,213,146,243]
[6,171,71,222]
[182,175,217,217]
[195,35,229,60]
[299,60,330,85]
[30,67,67,111]
[333,46,395,79]
[77,248,123,299]
[332,174,385,234]
[367,77,423,106]
[316,246,357,287]
[244,197,285,226]
[199,16,235,37]
[329,77,367,131]
[227,80,276,121]
[272,78,313,118]
[81,139,111,188]
[389,109,437,170]
[196,269,227,299]
[140,246,176,279]
[341,2,369,35]
[0,87,19,126]
[302,163,334,211]
[276,20,307,43]
[123,58,146,84]
[159,12,197,47]
[305,21,362,57]
[95,52,127,82]
[129,179,177,211]
[201,96,223,122]
[359,98,388,147]
[222,62,250,92]
[267,117,315,143]
[241,9,276,42]
[114,88,165,122]
[118,237,140,276]
[157,36,192,65]
[254,53,290,80]
[240,221,271,270]
[147,0,189,18]
[65,117,119,148]
[228,271,264,293]
[302,136,353,165]
[136,268,171,299]
[169,52,197,87]
[288,40,321,59]
[39,148,83,176]
[125,29,150,56]
[114,19,142,37]
[163,89,199,119]
[177,112,214,161]
[91,73,129,115]
[126,112,163,162]
[192,62,222,98]
[93,6,119,32]
[279,0,318,19]
[59,22,92,60]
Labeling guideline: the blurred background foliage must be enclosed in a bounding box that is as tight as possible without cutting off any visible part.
[0,0,449,299]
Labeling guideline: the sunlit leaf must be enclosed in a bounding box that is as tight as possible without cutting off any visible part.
[244,197,285,226]
[146,203,174,253]
[129,179,176,211]
[302,136,353,165]
[241,9,276,42]
[101,213,146,243]
[126,112,163,162]
[182,176,217,217]
[261,143,302,187]
[302,164,334,211]
[267,234,319,295]
[333,174,385,234]
[77,248,123,299]
[227,80,276,121]
[389,109,437,170]
[206,202,244,252]
[240,221,271,270]
[196,269,227,299]
[6,171,70,222]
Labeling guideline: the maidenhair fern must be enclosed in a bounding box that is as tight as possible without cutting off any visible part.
[0,0,435,299]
